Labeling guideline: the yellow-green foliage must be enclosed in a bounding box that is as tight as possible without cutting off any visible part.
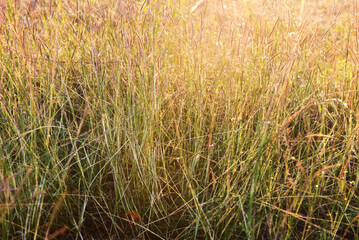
[1,0,359,239]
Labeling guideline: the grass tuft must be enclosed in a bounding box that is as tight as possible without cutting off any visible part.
[1,0,359,239]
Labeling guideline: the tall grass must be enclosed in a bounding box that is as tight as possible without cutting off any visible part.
[1,0,359,239]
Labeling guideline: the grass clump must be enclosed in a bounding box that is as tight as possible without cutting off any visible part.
[1,0,359,239]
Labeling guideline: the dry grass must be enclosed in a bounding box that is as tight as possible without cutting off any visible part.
[1,0,359,239]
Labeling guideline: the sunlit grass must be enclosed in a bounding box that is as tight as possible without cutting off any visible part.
[1,0,359,239]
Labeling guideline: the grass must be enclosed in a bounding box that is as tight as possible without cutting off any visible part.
[1,0,359,239]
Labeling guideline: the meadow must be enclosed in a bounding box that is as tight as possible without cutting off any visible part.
[1,0,359,239]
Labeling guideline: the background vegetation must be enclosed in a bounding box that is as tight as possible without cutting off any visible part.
[1,0,359,239]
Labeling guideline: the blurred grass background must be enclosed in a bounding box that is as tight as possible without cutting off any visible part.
[1,0,359,239]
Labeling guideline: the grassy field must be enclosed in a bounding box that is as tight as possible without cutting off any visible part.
[1,0,359,239]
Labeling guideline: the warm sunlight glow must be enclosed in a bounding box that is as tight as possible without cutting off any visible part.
[1,0,357,239]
